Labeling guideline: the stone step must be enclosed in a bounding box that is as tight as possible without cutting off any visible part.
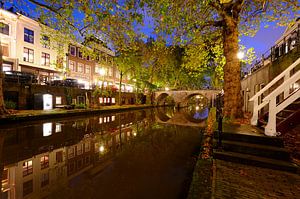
[214,131,284,147]
[214,139,290,161]
[213,150,299,173]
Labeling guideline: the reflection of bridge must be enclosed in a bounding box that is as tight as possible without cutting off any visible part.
[155,108,208,127]
[154,90,220,107]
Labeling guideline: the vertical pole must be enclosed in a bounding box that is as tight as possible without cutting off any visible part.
[265,99,277,136]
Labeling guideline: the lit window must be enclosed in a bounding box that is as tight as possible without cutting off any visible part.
[23,47,34,63]
[23,160,33,176]
[24,28,34,43]
[112,115,115,121]
[2,168,8,183]
[78,63,83,73]
[0,22,9,35]
[43,123,52,136]
[99,97,103,104]
[108,67,113,76]
[41,52,50,66]
[69,45,76,56]
[111,98,116,104]
[104,117,106,123]
[55,123,62,133]
[56,96,62,105]
[99,117,102,124]
[40,155,49,169]
[69,60,76,72]
[86,65,90,74]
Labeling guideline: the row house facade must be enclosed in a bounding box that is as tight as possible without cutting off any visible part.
[0,8,134,92]
[0,8,61,84]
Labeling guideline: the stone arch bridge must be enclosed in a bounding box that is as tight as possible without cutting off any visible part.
[154,90,221,107]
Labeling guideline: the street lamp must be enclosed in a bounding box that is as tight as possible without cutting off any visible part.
[237,51,245,60]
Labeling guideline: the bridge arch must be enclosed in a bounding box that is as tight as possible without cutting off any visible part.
[156,93,175,106]
[154,90,220,107]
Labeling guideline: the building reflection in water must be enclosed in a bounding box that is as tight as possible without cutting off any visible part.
[0,107,207,199]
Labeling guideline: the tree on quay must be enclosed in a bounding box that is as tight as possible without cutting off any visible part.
[143,0,298,119]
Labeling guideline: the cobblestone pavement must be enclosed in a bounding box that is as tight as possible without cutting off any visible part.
[213,160,300,199]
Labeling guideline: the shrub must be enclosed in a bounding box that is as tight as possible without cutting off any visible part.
[5,100,17,109]
[75,103,86,109]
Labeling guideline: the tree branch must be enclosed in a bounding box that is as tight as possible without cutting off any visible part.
[27,0,86,37]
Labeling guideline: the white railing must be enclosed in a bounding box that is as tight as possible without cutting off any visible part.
[249,57,300,136]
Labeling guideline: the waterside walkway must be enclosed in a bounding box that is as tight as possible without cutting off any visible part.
[212,124,300,199]
[0,105,154,124]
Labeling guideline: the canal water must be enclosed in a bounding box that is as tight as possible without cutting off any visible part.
[0,106,209,199]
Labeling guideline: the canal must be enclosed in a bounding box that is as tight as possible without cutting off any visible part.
[0,106,209,199]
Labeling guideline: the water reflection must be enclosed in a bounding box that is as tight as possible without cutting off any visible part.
[0,107,208,199]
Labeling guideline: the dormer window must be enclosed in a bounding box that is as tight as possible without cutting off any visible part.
[69,45,76,56]
[77,48,83,58]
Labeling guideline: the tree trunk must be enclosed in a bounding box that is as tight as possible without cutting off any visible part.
[0,135,4,199]
[222,17,243,119]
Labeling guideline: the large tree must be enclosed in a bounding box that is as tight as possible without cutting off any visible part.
[141,0,298,118]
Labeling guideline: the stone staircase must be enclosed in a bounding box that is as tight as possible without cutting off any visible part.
[213,131,299,173]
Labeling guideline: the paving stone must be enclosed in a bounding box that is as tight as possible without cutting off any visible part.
[213,160,300,199]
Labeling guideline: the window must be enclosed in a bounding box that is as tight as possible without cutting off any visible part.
[0,22,9,35]
[68,147,75,159]
[56,96,62,105]
[24,28,34,43]
[77,48,83,58]
[23,47,34,63]
[69,45,76,56]
[40,155,49,169]
[41,172,49,187]
[41,35,50,48]
[77,96,85,104]
[84,142,90,152]
[55,123,62,133]
[78,63,83,73]
[2,169,8,183]
[23,180,33,196]
[41,52,50,66]
[77,144,83,155]
[1,44,9,57]
[86,55,90,61]
[108,67,113,77]
[23,160,33,176]
[69,60,76,72]
[86,65,90,74]
[77,159,83,169]
[85,156,90,164]
[56,151,63,163]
